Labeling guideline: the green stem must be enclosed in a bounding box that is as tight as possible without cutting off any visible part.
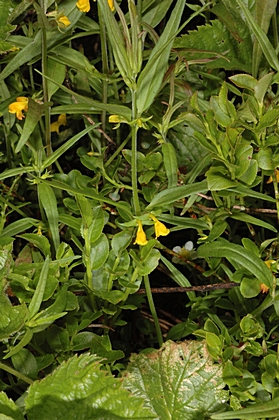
[272,173,279,224]
[104,133,131,167]
[131,89,141,215]
[84,228,98,312]
[98,3,109,138]
[0,362,34,385]
[144,275,163,347]
[41,25,51,159]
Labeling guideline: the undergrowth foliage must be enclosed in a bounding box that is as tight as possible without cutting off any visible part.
[1,0,279,418]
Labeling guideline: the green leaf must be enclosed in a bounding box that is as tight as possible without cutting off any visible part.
[47,58,66,100]
[25,354,155,420]
[15,99,52,153]
[41,125,95,170]
[0,295,27,340]
[11,348,38,381]
[161,255,195,301]
[235,0,279,72]
[252,0,277,77]
[18,234,50,258]
[162,142,178,188]
[230,212,277,233]
[197,238,273,288]
[0,218,39,238]
[136,0,185,114]
[211,396,279,419]
[90,233,109,270]
[38,183,60,251]
[173,20,252,72]
[123,340,228,419]
[28,256,50,319]
[146,180,208,210]
[0,392,25,420]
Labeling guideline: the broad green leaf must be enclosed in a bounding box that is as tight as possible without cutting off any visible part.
[90,233,109,270]
[230,212,277,232]
[0,218,39,238]
[252,0,277,77]
[146,180,208,210]
[17,234,50,258]
[25,354,155,420]
[227,184,276,202]
[162,142,178,188]
[211,396,279,419]
[197,238,273,288]
[229,74,257,91]
[38,183,60,251]
[47,58,66,100]
[0,392,25,420]
[256,109,279,131]
[123,340,228,419]
[235,0,279,71]
[111,229,133,255]
[0,166,34,181]
[28,256,50,319]
[90,206,105,243]
[136,0,185,114]
[0,295,27,340]
[11,348,38,381]
[142,0,173,27]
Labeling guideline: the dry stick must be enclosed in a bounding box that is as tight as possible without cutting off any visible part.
[136,282,238,294]
[196,194,277,215]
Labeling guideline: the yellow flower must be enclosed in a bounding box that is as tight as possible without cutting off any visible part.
[108,0,115,11]
[109,115,121,123]
[134,220,148,246]
[149,214,170,239]
[50,114,67,134]
[76,0,90,12]
[76,0,114,12]
[260,283,269,294]
[57,15,71,28]
[8,97,28,120]
[267,169,279,184]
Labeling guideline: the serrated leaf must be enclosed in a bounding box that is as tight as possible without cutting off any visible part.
[173,20,252,72]
[123,340,228,419]
[25,354,155,420]
[0,392,25,420]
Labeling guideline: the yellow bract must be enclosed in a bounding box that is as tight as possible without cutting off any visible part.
[134,220,148,246]
[8,97,28,120]
[50,114,67,134]
[57,15,71,28]
[76,0,114,13]
[149,214,170,239]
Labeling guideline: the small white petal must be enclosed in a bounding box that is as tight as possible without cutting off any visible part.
[172,246,182,253]
[184,241,194,251]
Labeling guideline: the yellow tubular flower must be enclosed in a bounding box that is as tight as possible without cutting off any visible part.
[267,169,279,184]
[108,0,115,11]
[260,283,269,294]
[76,0,90,12]
[57,15,71,28]
[134,220,148,246]
[8,97,28,120]
[50,114,67,134]
[149,214,170,239]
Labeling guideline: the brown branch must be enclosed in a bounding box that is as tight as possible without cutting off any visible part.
[136,282,238,294]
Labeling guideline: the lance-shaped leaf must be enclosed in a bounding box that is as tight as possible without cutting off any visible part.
[136,0,185,115]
